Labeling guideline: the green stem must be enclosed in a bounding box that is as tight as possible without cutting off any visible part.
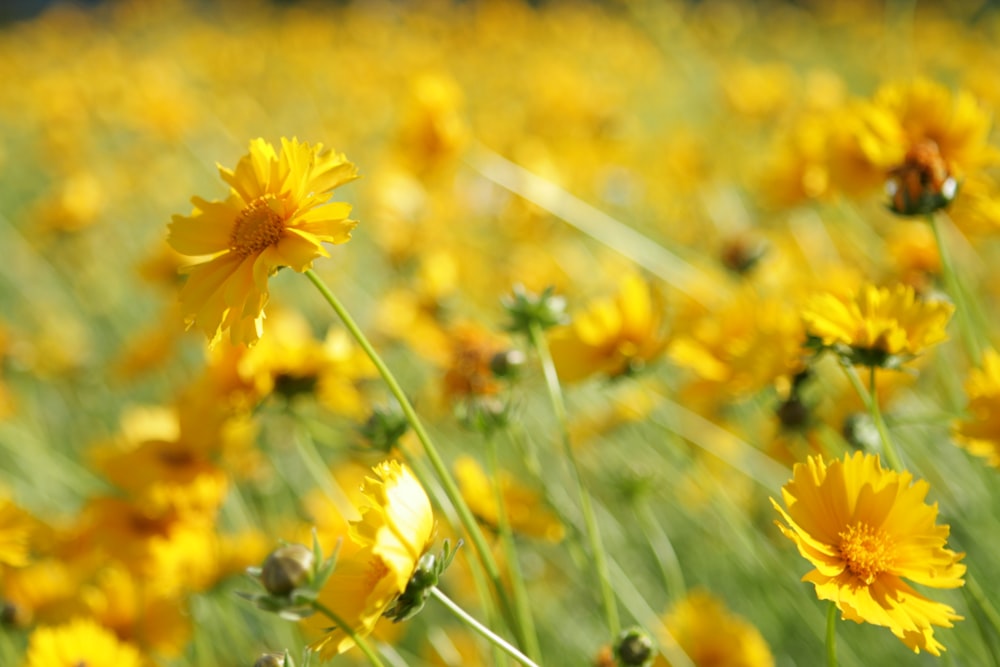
[431,587,542,667]
[527,320,621,639]
[486,431,542,662]
[636,501,686,602]
[826,602,838,667]
[839,360,904,471]
[311,600,387,667]
[928,212,983,363]
[965,573,1000,653]
[303,270,520,644]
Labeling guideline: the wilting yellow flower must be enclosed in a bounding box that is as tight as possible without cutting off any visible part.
[308,460,435,658]
[22,617,144,667]
[802,283,953,366]
[954,348,1000,467]
[549,273,669,383]
[454,456,564,542]
[654,589,774,667]
[168,137,359,346]
[772,452,965,655]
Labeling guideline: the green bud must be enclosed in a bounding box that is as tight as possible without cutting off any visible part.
[613,626,654,667]
[359,401,410,452]
[261,544,315,596]
[843,412,881,453]
[502,284,569,335]
[254,652,287,667]
[489,349,526,379]
[456,395,511,435]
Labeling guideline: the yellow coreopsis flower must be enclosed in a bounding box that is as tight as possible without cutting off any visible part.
[549,273,669,383]
[22,617,144,667]
[168,137,359,346]
[307,460,435,658]
[953,348,1000,467]
[654,590,774,667]
[772,452,965,655]
[454,456,564,542]
[802,283,953,368]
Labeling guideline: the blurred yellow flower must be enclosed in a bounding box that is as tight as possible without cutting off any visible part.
[22,617,143,667]
[802,283,953,367]
[308,460,435,658]
[168,137,359,346]
[454,456,564,542]
[772,452,965,655]
[654,589,774,667]
[954,348,1000,467]
[0,496,32,568]
[549,274,669,383]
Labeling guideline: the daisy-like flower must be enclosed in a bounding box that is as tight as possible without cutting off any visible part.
[953,348,1000,467]
[22,617,144,667]
[549,273,669,383]
[454,456,564,542]
[801,283,953,368]
[168,137,359,346]
[654,590,774,667]
[307,460,435,658]
[772,452,965,655]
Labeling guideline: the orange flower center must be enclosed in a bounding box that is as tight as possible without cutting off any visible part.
[838,521,895,585]
[230,195,285,258]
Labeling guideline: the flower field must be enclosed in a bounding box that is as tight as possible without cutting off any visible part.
[3,1,1000,665]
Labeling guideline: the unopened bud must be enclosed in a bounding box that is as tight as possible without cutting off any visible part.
[613,626,654,667]
[490,349,526,379]
[254,652,287,667]
[261,544,314,596]
[359,401,410,453]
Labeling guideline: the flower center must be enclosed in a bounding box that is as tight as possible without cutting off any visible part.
[230,195,285,258]
[838,521,895,585]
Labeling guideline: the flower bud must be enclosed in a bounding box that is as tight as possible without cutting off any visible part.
[254,652,287,667]
[885,139,958,217]
[359,401,410,452]
[489,349,526,379]
[502,284,568,334]
[260,544,314,596]
[843,412,880,453]
[613,626,655,667]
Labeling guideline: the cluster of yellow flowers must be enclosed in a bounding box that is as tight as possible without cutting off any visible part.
[5,0,1000,665]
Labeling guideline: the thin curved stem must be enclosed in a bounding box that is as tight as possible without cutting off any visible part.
[527,320,621,640]
[303,270,520,644]
[486,431,542,662]
[839,360,904,472]
[928,212,983,363]
[431,587,542,667]
[826,602,838,667]
[311,600,387,667]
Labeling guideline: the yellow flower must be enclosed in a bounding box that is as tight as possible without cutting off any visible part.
[772,452,965,655]
[802,283,953,367]
[654,589,774,667]
[454,456,564,542]
[168,137,359,346]
[307,460,435,658]
[954,348,1000,467]
[22,617,144,667]
[0,495,32,568]
[549,273,669,383]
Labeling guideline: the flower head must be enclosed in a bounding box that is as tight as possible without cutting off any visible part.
[168,137,359,346]
[953,348,1000,467]
[307,460,435,658]
[549,273,669,383]
[802,283,953,368]
[772,452,965,655]
[22,617,144,667]
[654,590,774,667]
